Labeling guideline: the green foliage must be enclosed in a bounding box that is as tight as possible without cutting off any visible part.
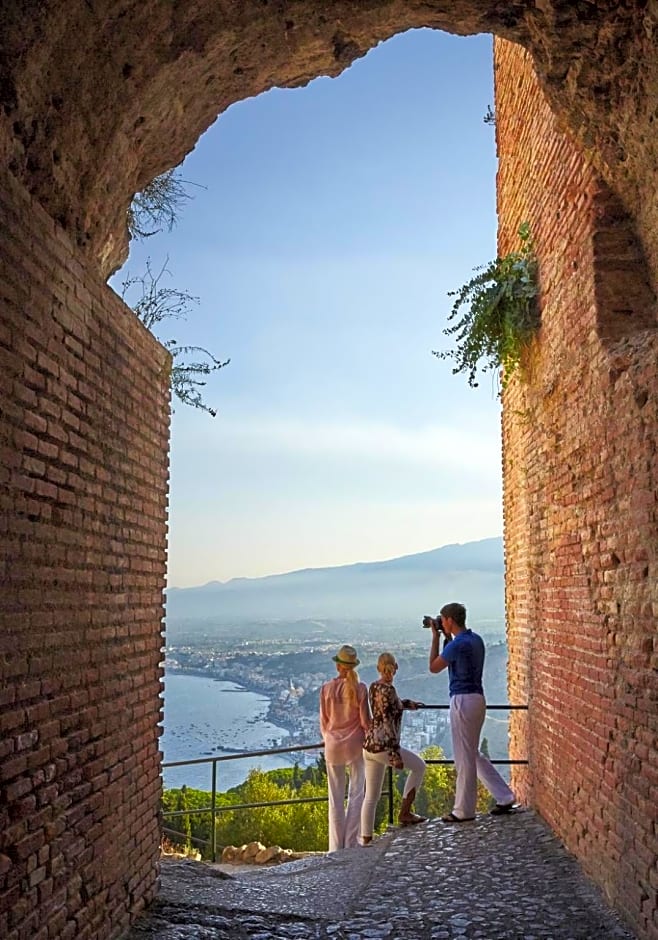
[127,169,198,241]
[314,752,327,779]
[176,785,193,850]
[218,764,329,852]
[414,745,457,819]
[162,785,237,851]
[162,748,495,856]
[165,340,229,418]
[120,258,229,417]
[162,759,330,857]
[434,222,539,392]
[219,770,300,849]
[287,779,330,849]
[123,171,227,417]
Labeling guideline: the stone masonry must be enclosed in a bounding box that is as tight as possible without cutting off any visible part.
[0,169,170,939]
[129,811,638,939]
[0,2,657,939]
[496,40,658,940]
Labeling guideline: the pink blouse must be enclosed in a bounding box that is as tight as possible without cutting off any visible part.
[319,677,370,764]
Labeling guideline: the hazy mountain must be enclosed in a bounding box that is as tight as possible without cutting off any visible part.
[166,537,504,628]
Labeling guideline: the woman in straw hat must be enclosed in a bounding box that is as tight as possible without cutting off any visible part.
[319,644,370,852]
[360,651,426,843]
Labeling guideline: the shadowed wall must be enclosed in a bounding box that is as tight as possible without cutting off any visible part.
[497,41,657,940]
[0,2,656,938]
[0,169,169,939]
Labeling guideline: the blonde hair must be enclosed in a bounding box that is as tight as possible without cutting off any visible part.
[377,652,397,681]
[338,664,359,705]
[334,644,360,705]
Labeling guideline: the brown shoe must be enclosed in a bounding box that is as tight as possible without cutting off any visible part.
[399,811,427,827]
[398,788,427,827]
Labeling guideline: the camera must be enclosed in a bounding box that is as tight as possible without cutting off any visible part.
[423,615,451,640]
[422,615,439,629]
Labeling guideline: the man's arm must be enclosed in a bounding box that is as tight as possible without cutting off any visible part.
[429,624,450,674]
[429,651,449,674]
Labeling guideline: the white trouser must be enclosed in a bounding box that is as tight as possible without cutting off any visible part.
[360,747,426,838]
[450,692,515,819]
[326,756,366,852]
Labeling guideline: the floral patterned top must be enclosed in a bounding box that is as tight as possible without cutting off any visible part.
[363,681,413,760]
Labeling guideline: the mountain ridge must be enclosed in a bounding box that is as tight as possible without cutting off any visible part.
[165,536,505,625]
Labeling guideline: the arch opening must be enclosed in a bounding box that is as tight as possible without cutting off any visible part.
[1,4,657,940]
[1,2,657,279]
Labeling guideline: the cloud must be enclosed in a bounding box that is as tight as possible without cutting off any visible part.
[186,415,501,474]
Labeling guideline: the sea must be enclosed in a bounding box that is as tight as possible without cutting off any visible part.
[160,672,297,792]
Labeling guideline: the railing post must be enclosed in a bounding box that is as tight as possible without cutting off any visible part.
[211,760,217,862]
[160,716,527,849]
[387,765,394,826]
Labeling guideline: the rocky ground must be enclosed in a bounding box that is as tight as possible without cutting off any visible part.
[127,808,636,939]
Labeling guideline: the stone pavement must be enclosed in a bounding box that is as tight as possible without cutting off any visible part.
[126,809,636,940]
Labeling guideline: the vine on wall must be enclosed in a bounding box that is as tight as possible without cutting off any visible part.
[434,223,540,392]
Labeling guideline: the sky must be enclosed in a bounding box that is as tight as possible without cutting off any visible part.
[113,28,503,588]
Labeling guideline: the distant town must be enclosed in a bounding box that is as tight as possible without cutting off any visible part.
[162,537,510,775]
[163,629,510,761]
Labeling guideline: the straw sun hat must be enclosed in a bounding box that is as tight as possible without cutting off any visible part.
[332,645,360,667]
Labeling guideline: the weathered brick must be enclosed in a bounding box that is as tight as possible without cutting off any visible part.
[497,38,658,940]
[0,170,166,940]
[1,17,655,940]
[12,830,45,861]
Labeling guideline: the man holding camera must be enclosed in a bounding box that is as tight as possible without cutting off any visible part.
[425,602,515,822]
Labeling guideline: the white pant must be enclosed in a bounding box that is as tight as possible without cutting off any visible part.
[360,747,426,838]
[326,756,366,852]
[450,693,515,819]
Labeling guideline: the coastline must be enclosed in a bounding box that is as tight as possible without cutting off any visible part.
[161,671,315,792]
[164,665,305,741]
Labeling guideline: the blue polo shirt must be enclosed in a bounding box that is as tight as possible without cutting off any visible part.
[441,630,485,696]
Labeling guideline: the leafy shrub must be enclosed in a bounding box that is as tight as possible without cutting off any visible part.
[162,747,472,856]
[434,222,540,391]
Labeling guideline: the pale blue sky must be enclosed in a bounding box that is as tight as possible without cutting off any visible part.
[114,28,503,587]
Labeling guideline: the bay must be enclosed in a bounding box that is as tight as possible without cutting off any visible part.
[161,672,296,791]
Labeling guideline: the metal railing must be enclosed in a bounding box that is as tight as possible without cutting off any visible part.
[161,703,528,861]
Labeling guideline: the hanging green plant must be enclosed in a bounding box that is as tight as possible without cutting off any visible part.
[434,222,540,391]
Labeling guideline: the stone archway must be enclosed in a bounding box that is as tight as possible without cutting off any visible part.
[1,1,657,278]
[0,3,657,939]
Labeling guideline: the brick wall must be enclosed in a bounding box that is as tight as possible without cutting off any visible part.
[496,40,658,940]
[0,170,170,939]
[1,26,657,940]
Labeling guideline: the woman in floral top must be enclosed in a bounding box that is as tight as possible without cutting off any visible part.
[360,652,427,843]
